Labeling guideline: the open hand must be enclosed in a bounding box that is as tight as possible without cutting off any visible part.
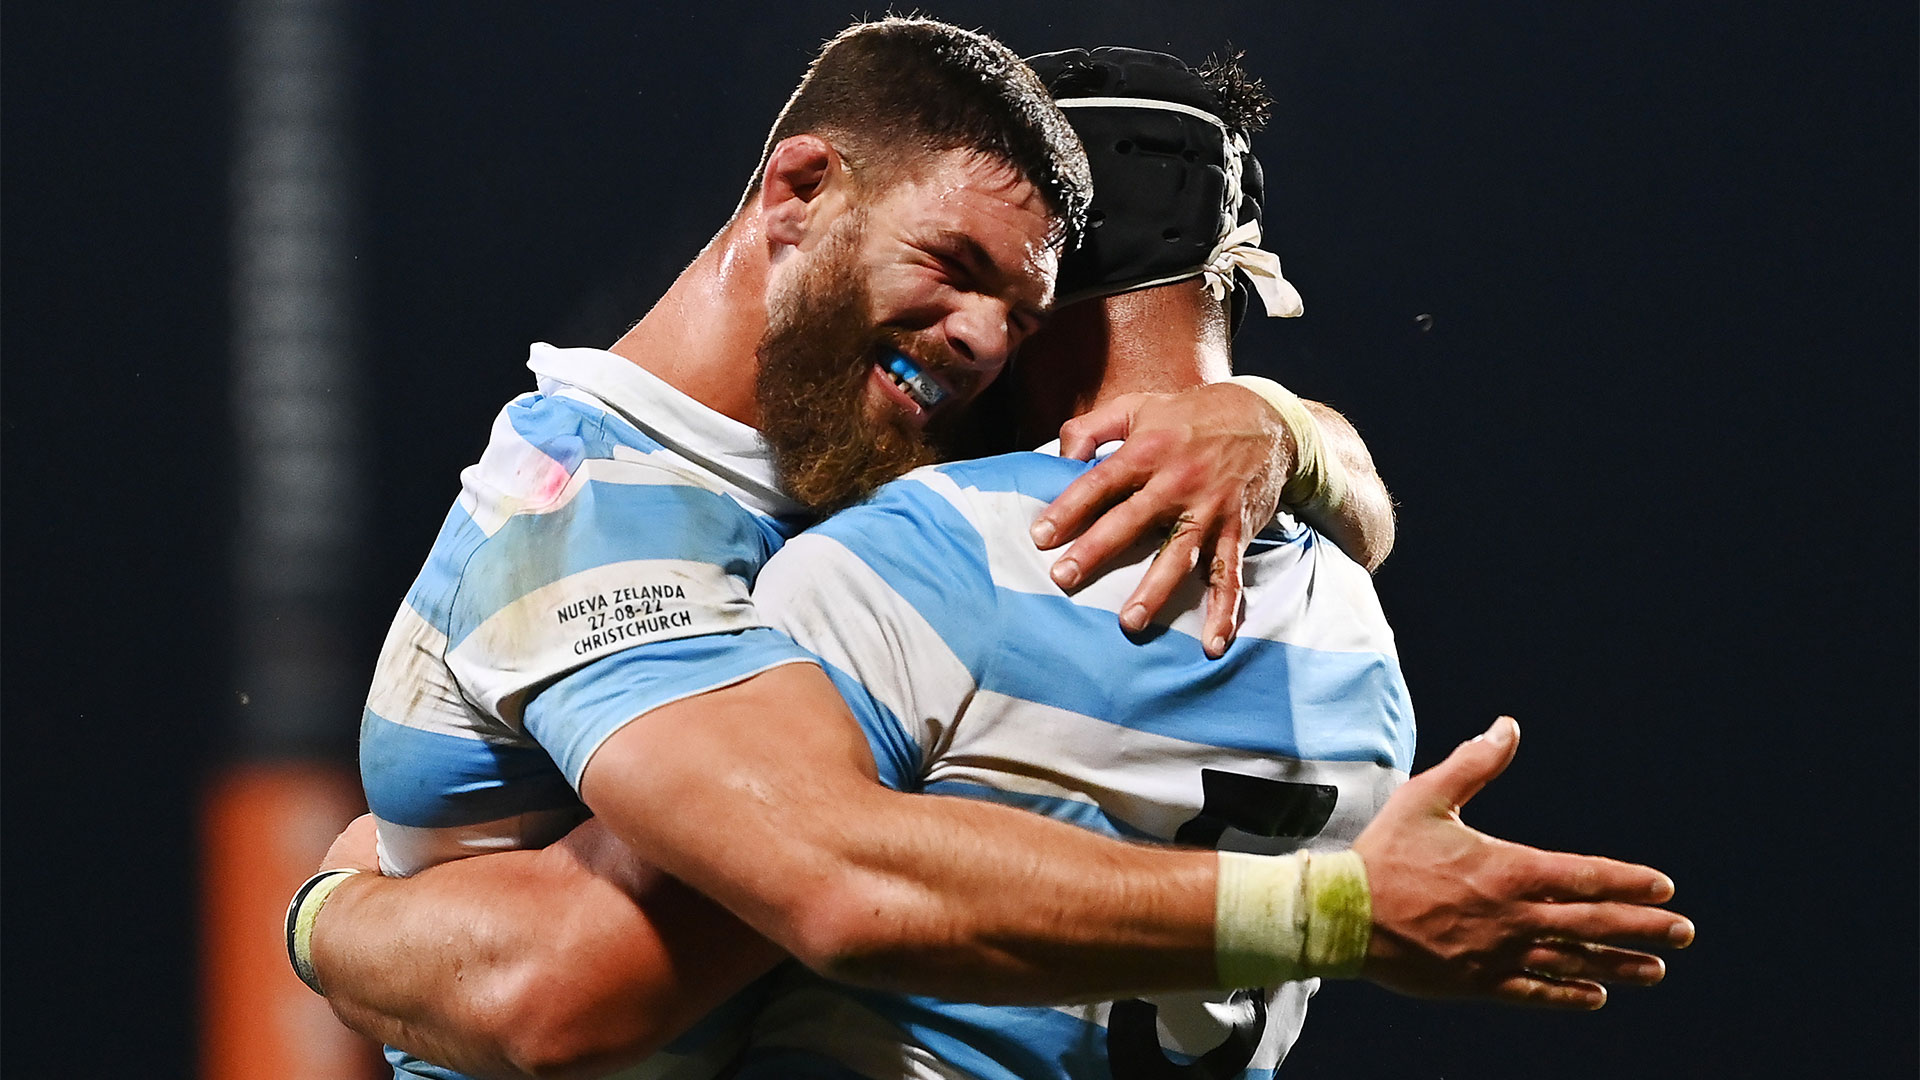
[1353,717,1694,1009]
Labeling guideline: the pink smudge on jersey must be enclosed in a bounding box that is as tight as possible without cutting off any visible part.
[523,452,573,506]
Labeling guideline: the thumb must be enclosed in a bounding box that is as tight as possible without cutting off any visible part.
[1416,716,1520,812]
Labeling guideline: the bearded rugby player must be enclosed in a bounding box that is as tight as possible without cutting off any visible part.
[288,27,1688,1080]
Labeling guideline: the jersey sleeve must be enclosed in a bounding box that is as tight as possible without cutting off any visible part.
[751,470,1001,791]
[442,447,818,786]
[524,626,816,787]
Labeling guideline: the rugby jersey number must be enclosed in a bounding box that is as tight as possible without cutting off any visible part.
[1107,770,1340,1079]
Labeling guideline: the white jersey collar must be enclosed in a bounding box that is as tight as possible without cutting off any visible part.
[525,342,803,520]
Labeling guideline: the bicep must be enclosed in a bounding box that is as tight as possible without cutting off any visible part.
[577,661,881,853]
[576,662,890,946]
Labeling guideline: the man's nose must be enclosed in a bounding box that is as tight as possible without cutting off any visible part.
[941,293,1015,378]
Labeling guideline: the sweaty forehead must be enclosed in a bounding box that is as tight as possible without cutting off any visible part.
[875,150,1061,296]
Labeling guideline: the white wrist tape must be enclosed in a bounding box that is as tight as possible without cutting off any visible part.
[285,868,361,995]
[1215,850,1371,988]
[1224,375,1348,514]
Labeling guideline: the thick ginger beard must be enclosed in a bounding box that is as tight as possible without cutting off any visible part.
[755,211,946,512]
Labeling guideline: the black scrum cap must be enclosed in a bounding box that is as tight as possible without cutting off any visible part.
[1026,47,1301,330]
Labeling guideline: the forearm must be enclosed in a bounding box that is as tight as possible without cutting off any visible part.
[1296,400,1394,572]
[313,857,547,1079]
[312,840,780,1079]
[582,667,1221,1004]
[616,785,1218,1003]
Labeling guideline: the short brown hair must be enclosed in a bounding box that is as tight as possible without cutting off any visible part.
[750,18,1091,243]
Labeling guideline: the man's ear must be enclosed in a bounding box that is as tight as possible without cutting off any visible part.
[759,134,845,249]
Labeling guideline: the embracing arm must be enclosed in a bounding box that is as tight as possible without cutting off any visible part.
[310,817,782,1079]
[582,663,1693,1004]
[578,661,1221,1003]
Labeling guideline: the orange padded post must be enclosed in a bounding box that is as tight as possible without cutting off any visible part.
[201,763,384,1079]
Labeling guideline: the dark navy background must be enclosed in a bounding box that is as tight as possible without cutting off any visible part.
[5,2,1914,1076]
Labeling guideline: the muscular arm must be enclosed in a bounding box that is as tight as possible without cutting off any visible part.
[578,661,1220,1002]
[585,668,1691,1008]
[313,818,782,1079]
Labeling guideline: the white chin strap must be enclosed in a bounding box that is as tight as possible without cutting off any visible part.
[1201,219,1304,318]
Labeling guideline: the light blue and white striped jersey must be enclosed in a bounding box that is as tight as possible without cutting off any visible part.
[360,343,816,1080]
[736,450,1416,1080]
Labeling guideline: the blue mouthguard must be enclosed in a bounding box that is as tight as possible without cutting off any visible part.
[884,350,951,408]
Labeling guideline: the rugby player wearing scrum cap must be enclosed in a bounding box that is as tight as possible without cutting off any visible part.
[726,45,1685,1079]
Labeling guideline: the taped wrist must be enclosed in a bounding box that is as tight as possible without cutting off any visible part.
[1214,850,1371,988]
[285,868,361,995]
[1223,375,1348,513]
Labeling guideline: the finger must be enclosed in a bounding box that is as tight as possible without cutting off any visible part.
[1057,393,1147,460]
[1032,453,1152,553]
[1051,467,1186,589]
[1517,850,1677,904]
[1490,973,1608,1011]
[1117,514,1204,632]
[1198,528,1245,658]
[1406,716,1520,811]
[1530,901,1697,950]
[320,814,381,873]
[1518,940,1667,987]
